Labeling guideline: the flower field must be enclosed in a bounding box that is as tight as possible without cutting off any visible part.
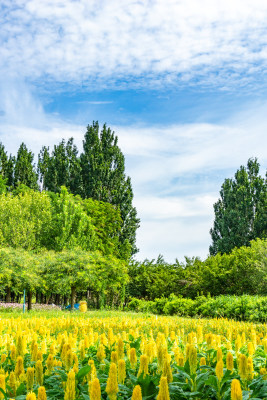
[0,313,266,400]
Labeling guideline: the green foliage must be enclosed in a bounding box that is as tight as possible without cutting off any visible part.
[80,121,140,255]
[127,294,267,322]
[128,255,185,300]
[210,158,267,255]
[128,239,267,301]
[0,186,126,257]
[0,189,53,250]
[38,138,83,194]
[14,142,38,190]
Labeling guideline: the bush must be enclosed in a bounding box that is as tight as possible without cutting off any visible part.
[127,294,267,322]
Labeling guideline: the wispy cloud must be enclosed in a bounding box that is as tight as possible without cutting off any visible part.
[2,0,267,89]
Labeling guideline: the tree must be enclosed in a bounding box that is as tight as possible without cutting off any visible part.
[14,143,38,190]
[38,139,83,194]
[80,122,140,255]
[210,158,267,255]
[0,142,15,188]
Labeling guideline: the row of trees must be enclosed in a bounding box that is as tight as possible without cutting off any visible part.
[128,238,267,300]
[0,248,128,310]
[0,122,140,256]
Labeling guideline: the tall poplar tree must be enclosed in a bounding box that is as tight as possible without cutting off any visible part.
[80,121,140,255]
[210,158,267,255]
[14,143,38,190]
[0,142,15,188]
[38,138,83,194]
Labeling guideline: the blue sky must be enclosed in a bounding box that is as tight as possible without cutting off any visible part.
[1,0,267,262]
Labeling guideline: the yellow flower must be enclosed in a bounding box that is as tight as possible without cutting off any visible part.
[188,345,197,375]
[97,344,106,363]
[131,385,142,400]
[111,351,118,364]
[226,352,234,371]
[8,371,16,398]
[26,392,37,400]
[46,354,54,375]
[26,367,35,391]
[129,348,137,369]
[0,355,6,364]
[238,354,247,381]
[117,338,124,360]
[0,374,6,400]
[157,376,169,400]
[162,357,173,383]
[118,359,126,384]
[137,355,149,378]
[37,386,47,400]
[89,378,101,400]
[247,357,253,380]
[15,356,24,378]
[36,360,43,386]
[215,360,224,382]
[106,363,118,400]
[200,357,206,366]
[88,360,97,382]
[231,379,242,400]
[16,335,24,357]
[64,370,76,400]
[217,348,223,361]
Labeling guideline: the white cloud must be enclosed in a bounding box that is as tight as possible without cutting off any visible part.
[2,0,267,88]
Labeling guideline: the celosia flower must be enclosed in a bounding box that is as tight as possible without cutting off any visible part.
[106,363,118,400]
[131,385,142,400]
[231,379,242,400]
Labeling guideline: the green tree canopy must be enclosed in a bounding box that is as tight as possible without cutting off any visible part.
[14,143,38,190]
[38,138,83,194]
[80,122,140,255]
[210,158,267,255]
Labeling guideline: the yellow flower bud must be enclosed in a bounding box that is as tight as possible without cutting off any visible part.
[36,360,43,385]
[118,359,126,384]
[26,367,35,391]
[89,378,101,400]
[0,374,6,400]
[137,355,149,378]
[15,356,24,378]
[231,379,242,400]
[129,348,137,369]
[162,357,173,383]
[97,344,106,363]
[26,392,37,400]
[38,386,47,400]
[117,338,124,360]
[200,357,206,366]
[131,385,142,400]
[46,354,54,375]
[106,363,118,400]
[157,376,169,400]
[111,351,118,364]
[215,360,224,382]
[226,352,234,371]
[188,345,197,375]
[8,371,16,398]
[238,354,247,381]
[64,370,75,400]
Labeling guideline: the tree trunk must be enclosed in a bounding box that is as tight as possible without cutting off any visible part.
[71,286,76,310]
[27,290,33,311]
[36,291,39,304]
[6,287,11,303]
